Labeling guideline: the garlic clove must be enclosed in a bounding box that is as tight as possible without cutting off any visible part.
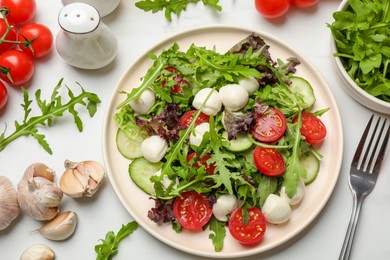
[60,160,105,198]
[0,176,20,230]
[18,163,63,221]
[20,244,55,260]
[38,211,77,241]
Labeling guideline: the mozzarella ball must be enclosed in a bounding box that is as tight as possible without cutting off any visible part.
[189,122,210,147]
[262,194,291,224]
[129,88,155,115]
[140,135,168,163]
[280,178,305,206]
[239,76,259,95]
[192,88,222,116]
[219,84,249,111]
[212,194,238,222]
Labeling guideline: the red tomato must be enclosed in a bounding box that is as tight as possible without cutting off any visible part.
[0,49,34,86]
[187,152,216,175]
[254,0,290,19]
[173,191,212,230]
[228,207,266,245]
[0,18,16,53]
[293,112,327,144]
[161,66,189,94]
[18,23,53,58]
[1,0,36,25]
[178,110,209,128]
[253,147,285,176]
[251,107,287,143]
[0,81,7,109]
[291,0,318,8]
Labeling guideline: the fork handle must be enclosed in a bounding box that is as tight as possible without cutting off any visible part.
[339,194,365,260]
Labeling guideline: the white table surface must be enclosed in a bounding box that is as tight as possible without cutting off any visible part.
[1,0,390,259]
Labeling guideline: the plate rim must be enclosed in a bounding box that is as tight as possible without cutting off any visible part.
[102,24,344,258]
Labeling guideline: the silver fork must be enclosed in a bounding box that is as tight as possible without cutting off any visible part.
[339,115,390,260]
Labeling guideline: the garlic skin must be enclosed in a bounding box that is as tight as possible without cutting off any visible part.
[20,244,55,260]
[17,163,63,221]
[38,211,77,241]
[60,160,105,198]
[0,176,20,230]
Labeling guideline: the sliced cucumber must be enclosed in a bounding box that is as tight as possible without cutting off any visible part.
[128,157,161,195]
[116,128,145,159]
[222,131,253,153]
[289,76,316,109]
[300,152,320,185]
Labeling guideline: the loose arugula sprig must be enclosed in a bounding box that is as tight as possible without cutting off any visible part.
[0,78,101,154]
[95,221,139,260]
[135,0,222,21]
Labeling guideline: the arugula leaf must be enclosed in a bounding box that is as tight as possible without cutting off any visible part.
[0,78,101,154]
[135,0,222,21]
[208,217,226,252]
[95,221,139,260]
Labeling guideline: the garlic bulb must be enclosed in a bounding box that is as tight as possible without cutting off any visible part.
[0,176,20,230]
[60,160,105,198]
[18,163,63,221]
[20,244,55,260]
[38,211,77,241]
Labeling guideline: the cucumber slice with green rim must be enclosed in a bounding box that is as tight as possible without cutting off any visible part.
[222,131,253,153]
[128,157,161,195]
[289,76,316,109]
[300,152,320,185]
[116,128,145,159]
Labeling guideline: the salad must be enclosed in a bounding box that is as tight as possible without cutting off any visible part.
[114,33,328,251]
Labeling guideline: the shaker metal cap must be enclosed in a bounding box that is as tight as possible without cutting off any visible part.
[58,2,100,34]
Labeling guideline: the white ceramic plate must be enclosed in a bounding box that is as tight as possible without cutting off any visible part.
[103,25,343,258]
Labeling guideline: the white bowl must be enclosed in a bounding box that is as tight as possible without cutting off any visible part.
[331,0,390,114]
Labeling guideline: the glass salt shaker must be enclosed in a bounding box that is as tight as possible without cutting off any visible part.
[56,3,118,70]
[61,0,120,17]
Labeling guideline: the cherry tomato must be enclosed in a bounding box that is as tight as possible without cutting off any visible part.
[1,0,36,25]
[228,207,266,245]
[293,112,327,145]
[253,147,285,176]
[291,0,318,8]
[161,66,189,94]
[0,81,7,109]
[178,110,209,128]
[251,107,287,143]
[0,49,34,86]
[18,23,53,58]
[187,152,216,175]
[0,18,16,53]
[173,191,212,230]
[254,0,290,19]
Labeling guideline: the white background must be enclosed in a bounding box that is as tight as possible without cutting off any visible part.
[1,0,390,259]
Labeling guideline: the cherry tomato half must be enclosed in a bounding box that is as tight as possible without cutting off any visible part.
[0,81,8,109]
[0,18,16,53]
[187,152,216,175]
[251,107,287,143]
[228,207,266,245]
[173,191,212,230]
[291,0,318,8]
[178,110,210,128]
[161,66,189,95]
[253,147,285,176]
[1,0,36,25]
[18,23,53,58]
[0,49,34,86]
[254,0,290,19]
[293,112,327,145]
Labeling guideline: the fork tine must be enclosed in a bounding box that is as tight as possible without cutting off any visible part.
[372,120,390,174]
[360,116,382,171]
[351,115,374,167]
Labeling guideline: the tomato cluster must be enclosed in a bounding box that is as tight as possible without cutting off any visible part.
[0,0,53,109]
[254,0,319,19]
